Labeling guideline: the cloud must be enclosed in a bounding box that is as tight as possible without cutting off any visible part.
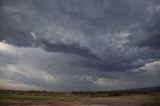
[138,60,160,75]
[0,0,160,91]
[128,0,160,49]
[0,41,159,91]
[31,32,37,40]
[0,79,43,90]
[0,42,59,90]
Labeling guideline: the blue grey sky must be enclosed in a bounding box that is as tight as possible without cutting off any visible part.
[0,0,160,91]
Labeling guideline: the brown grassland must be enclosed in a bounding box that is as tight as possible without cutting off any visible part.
[0,90,160,106]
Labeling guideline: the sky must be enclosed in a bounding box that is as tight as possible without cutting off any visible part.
[0,0,160,91]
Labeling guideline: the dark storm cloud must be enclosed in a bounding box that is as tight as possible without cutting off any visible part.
[0,0,160,90]
[129,0,160,49]
[0,0,146,45]
[138,13,160,49]
[0,28,35,47]
[140,33,160,49]
[80,59,138,72]
[42,40,98,59]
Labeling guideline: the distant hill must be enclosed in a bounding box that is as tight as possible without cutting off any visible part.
[124,87,160,92]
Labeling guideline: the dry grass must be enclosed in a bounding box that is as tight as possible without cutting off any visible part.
[0,92,159,106]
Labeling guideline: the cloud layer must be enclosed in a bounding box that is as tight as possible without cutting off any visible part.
[0,0,160,91]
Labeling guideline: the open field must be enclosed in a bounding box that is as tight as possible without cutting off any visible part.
[0,91,160,106]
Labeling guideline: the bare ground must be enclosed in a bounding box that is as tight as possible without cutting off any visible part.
[0,95,159,106]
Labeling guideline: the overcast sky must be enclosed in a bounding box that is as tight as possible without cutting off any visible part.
[0,0,160,91]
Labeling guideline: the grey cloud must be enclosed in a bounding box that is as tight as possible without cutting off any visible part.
[129,0,160,49]
[41,40,98,59]
[0,0,160,91]
[0,42,159,91]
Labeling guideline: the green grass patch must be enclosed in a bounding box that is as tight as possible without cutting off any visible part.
[0,93,89,101]
[0,93,57,100]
